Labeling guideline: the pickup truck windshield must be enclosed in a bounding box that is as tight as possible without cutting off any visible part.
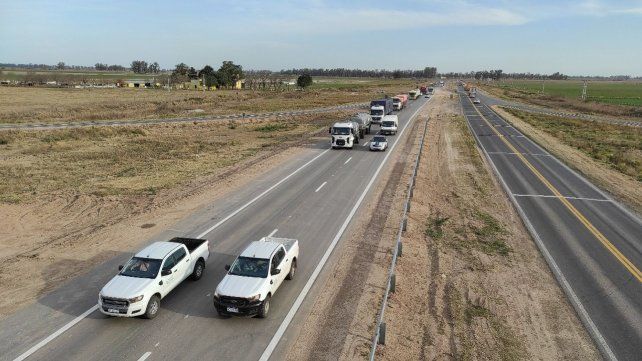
[382,121,395,127]
[229,257,269,278]
[371,109,383,116]
[332,127,350,135]
[120,257,161,279]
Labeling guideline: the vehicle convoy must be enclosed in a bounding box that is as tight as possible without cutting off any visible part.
[349,112,372,138]
[330,121,359,148]
[408,89,420,100]
[392,94,408,110]
[380,114,399,135]
[99,237,209,319]
[370,98,393,124]
[369,135,388,151]
[213,237,299,318]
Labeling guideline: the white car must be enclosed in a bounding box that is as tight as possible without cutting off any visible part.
[473,99,481,104]
[213,237,299,318]
[99,237,209,319]
[369,135,388,151]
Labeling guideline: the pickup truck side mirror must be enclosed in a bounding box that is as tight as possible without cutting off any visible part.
[271,268,281,276]
[224,264,230,271]
[118,265,123,271]
[161,269,172,276]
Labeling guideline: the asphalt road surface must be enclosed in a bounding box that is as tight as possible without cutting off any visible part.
[0,94,432,361]
[460,88,641,361]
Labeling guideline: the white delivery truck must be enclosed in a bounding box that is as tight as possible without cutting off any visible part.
[213,237,299,318]
[330,121,359,149]
[380,115,399,135]
[99,237,209,319]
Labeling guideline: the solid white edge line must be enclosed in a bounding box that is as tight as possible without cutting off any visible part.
[343,157,352,165]
[137,351,152,361]
[314,181,328,193]
[258,97,431,361]
[12,139,334,361]
[459,93,618,361]
[268,228,279,237]
[12,305,99,361]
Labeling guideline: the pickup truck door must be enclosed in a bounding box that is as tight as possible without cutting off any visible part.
[169,247,189,286]
[160,254,177,297]
[269,247,288,294]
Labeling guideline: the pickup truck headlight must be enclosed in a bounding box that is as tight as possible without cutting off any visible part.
[247,294,261,302]
[128,295,144,303]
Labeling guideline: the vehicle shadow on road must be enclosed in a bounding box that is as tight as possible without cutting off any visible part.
[37,250,133,319]
[159,251,238,319]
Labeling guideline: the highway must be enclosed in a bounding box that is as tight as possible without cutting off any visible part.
[0,94,431,361]
[459,89,641,361]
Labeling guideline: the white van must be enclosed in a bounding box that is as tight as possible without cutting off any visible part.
[380,115,399,135]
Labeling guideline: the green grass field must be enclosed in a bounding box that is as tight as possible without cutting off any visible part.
[494,80,642,106]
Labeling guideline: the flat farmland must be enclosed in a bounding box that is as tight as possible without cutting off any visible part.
[0,77,417,124]
[494,80,642,106]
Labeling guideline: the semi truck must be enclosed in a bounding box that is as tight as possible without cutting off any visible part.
[213,237,299,318]
[408,89,420,100]
[420,86,427,95]
[329,121,359,148]
[392,94,408,111]
[349,113,372,138]
[370,98,393,124]
[98,237,209,319]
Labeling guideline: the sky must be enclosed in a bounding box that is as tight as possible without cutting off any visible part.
[1,0,642,76]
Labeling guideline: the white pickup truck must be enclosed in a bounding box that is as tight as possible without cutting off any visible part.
[213,237,299,318]
[99,237,209,319]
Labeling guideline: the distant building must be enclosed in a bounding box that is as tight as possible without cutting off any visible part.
[124,80,152,88]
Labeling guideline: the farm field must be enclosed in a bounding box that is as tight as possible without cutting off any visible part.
[0,77,418,124]
[492,80,642,106]
[0,69,159,82]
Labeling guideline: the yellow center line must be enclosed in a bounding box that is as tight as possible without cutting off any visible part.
[467,97,642,282]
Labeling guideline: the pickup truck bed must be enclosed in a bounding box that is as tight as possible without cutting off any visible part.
[169,237,207,253]
[263,236,297,253]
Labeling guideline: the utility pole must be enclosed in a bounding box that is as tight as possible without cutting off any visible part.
[581,80,588,101]
[203,74,205,92]
[167,75,170,93]
[542,79,545,93]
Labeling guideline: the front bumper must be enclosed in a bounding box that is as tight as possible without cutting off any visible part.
[214,296,263,317]
[98,296,146,317]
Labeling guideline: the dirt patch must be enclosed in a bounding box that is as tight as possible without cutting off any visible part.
[493,106,642,215]
[0,111,349,317]
[378,88,599,360]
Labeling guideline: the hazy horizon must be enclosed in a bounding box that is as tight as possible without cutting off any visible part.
[2,0,642,77]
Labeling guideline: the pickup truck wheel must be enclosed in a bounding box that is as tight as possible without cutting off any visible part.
[191,259,205,281]
[258,295,270,318]
[286,259,297,280]
[144,295,160,319]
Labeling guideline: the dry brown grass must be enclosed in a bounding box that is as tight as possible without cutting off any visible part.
[0,114,340,204]
[0,79,417,124]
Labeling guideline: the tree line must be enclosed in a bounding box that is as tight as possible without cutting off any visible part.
[168,61,244,88]
[278,67,438,78]
[440,70,570,80]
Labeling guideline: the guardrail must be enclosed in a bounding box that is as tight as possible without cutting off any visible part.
[368,114,430,360]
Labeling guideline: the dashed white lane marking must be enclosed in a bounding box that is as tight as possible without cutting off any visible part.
[154,343,160,347]
[206,293,211,297]
[362,141,369,147]
[344,157,352,165]
[512,194,612,202]
[315,181,328,193]
[184,314,189,319]
[268,228,278,237]
[137,352,152,361]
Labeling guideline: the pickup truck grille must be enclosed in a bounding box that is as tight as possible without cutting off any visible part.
[102,297,129,308]
[219,296,249,307]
